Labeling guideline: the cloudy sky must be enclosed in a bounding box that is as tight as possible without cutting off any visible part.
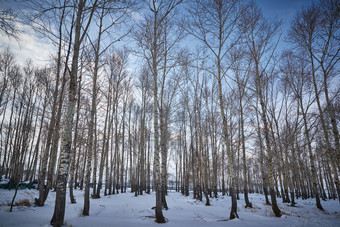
[0,22,54,66]
[0,0,314,66]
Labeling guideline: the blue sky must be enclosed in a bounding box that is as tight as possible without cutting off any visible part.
[256,0,315,53]
[0,0,316,66]
[256,0,314,28]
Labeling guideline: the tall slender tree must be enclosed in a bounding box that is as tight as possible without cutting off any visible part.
[242,1,282,217]
[185,0,246,219]
[50,0,97,225]
[288,0,340,203]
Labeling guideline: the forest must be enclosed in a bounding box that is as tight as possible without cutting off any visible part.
[0,0,339,226]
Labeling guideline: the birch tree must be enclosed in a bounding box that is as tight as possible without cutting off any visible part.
[134,0,183,222]
[241,1,282,217]
[185,0,246,219]
[50,0,97,225]
[281,51,324,210]
[288,0,340,203]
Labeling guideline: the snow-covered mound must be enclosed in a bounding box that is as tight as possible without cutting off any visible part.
[0,189,339,226]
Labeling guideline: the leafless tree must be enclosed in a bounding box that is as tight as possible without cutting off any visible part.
[185,0,246,219]
[50,0,98,226]
[288,0,340,203]
[241,1,282,217]
[0,2,20,40]
[133,0,183,223]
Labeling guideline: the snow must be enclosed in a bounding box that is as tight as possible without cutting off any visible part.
[0,188,339,227]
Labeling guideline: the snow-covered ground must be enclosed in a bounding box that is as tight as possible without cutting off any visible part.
[0,188,339,227]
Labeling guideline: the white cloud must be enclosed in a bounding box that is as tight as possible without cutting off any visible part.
[131,11,144,22]
[0,21,55,66]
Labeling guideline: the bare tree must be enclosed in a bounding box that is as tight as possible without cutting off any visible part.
[0,2,20,39]
[185,0,246,219]
[134,0,183,223]
[288,0,340,202]
[281,51,324,210]
[32,0,69,207]
[230,49,253,208]
[241,1,282,217]
[82,0,133,215]
[50,0,98,225]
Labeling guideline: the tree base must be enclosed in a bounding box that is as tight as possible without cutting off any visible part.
[91,194,100,199]
[272,206,282,217]
[230,211,239,220]
[155,216,166,223]
[34,198,44,207]
[245,202,253,208]
[82,209,89,216]
[317,204,324,211]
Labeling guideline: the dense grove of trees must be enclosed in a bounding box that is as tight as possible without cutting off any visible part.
[0,0,339,226]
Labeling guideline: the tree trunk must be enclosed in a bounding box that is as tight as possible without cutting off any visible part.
[217,74,238,219]
[152,11,165,221]
[51,0,97,225]
[240,103,252,208]
[44,65,67,204]
[299,96,323,210]
[69,69,82,203]
[258,92,282,217]
[35,1,66,206]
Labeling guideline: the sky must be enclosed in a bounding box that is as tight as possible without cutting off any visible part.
[0,0,316,66]
[256,0,314,29]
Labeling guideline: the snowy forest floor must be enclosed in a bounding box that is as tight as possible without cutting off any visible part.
[0,188,339,227]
